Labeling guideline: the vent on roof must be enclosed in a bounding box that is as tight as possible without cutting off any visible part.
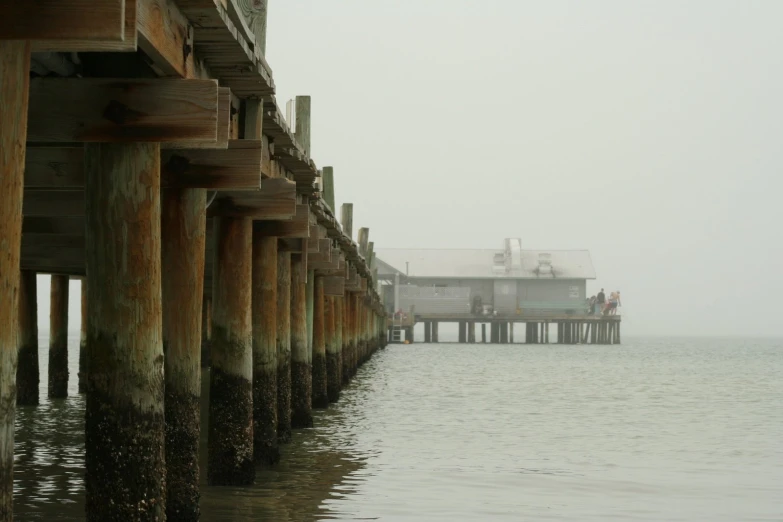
[536,252,554,277]
[492,252,506,275]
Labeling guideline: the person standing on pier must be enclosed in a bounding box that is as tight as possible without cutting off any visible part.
[596,289,606,314]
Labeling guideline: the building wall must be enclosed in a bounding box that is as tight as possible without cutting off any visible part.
[516,279,586,304]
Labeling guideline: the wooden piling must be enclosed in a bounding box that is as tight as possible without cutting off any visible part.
[312,277,329,408]
[468,322,476,343]
[424,321,431,343]
[432,322,439,343]
[17,271,39,406]
[84,142,165,520]
[458,321,466,343]
[162,186,206,519]
[252,233,279,465]
[48,275,69,399]
[208,217,254,486]
[481,323,486,343]
[201,297,211,367]
[0,40,29,521]
[342,296,351,384]
[327,296,343,402]
[290,254,313,429]
[78,279,87,393]
[509,323,514,344]
[276,251,292,442]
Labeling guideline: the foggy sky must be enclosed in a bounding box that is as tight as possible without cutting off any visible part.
[39,1,782,338]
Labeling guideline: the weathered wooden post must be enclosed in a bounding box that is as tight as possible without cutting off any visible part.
[432,322,439,343]
[277,250,292,442]
[509,322,514,344]
[162,187,206,519]
[201,297,212,367]
[17,271,39,406]
[306,269,315,372]
[0,39,29,521]
[458,321,466,343]
[424,321,431,343]
[328,295,343,401]
[481,323,486,343]
[78,279,87,393]
[48,275,69,398]
[252,233,279,464]
[208,217,254,485]
[342,295,351,385]
[84,142,165,520]
[312,277,328,408]
[290,254,312,428]
[341,204,353,240]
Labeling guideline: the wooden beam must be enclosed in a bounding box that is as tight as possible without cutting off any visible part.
[23,191,83,217]
[162,139,263,190]
[0,0,125,41]
[137,0,197,78]
[321,277,345,297]
[23,216,84,236]
[32,0,138,52]
[28,78,218,143]
[165,87,231,149]
[253,204,309,238]
[208,177,296,219]
[25,147,84,190]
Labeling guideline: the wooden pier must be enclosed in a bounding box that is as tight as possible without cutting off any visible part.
[0,2,386,520]
[391,314,622,345]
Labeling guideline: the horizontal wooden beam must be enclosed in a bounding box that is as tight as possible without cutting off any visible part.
[32,0,138,52]
[253,203,309,238]
[23,216,85,236]
[164,87,231,149]
[0,0,125,41]
[321,277,345,297]
[28,78,219,143]
[209,177,296,219]
[23,191,83,217]
[137,0,197,78]
[25,147,84,190]
[162,139,263,189]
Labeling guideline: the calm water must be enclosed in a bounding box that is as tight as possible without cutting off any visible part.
[14,334,783,521]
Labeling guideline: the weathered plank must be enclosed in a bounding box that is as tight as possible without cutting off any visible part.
[253,204,310,238]
[0,0,125,41]
[138,0,196,78]
[165,87,232,149]
[23,216,84,236]
[28,78,218,143]
[23,191,83,217]
[322,277,345,297]
[32,0,137,52]
[162,140,263,189]
[209,177,296,220]
[24,147,84,190]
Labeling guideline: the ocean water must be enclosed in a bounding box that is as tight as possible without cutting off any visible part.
[14,335,783,521]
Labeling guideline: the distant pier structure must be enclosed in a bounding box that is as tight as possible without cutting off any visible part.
[377,239,621,345]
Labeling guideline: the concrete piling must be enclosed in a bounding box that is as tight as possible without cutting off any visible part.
[84,142,165,520]
[312,277,329,409]
[208,217,254,486]
[17,271,39,406]
[162,187,206,520]
[290,254,313,429]
[252,233,280,465]
[277,251,292,442]
[48,275,69,399]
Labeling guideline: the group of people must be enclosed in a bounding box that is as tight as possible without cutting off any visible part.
[587,288,621,316]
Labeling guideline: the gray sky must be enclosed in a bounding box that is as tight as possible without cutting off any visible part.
[266,0,783,337]
[39,1,782,338]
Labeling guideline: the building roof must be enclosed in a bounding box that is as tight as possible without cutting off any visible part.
[375,248,596,280]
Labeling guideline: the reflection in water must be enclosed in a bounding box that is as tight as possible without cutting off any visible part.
[13,335,783,521]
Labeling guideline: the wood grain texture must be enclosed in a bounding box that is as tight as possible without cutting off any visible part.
[162,139,262,190]
[165,87,231,149]
[138,0,196,78]
[24,147,84,190]
[32,0,137,52]
[0,43,29,519]
[0,0,125,41]
[28,78,218,143]
[253,204,310,238]
[23,191,84,217]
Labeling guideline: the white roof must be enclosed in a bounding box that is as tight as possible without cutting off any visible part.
[375,248,596,280]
